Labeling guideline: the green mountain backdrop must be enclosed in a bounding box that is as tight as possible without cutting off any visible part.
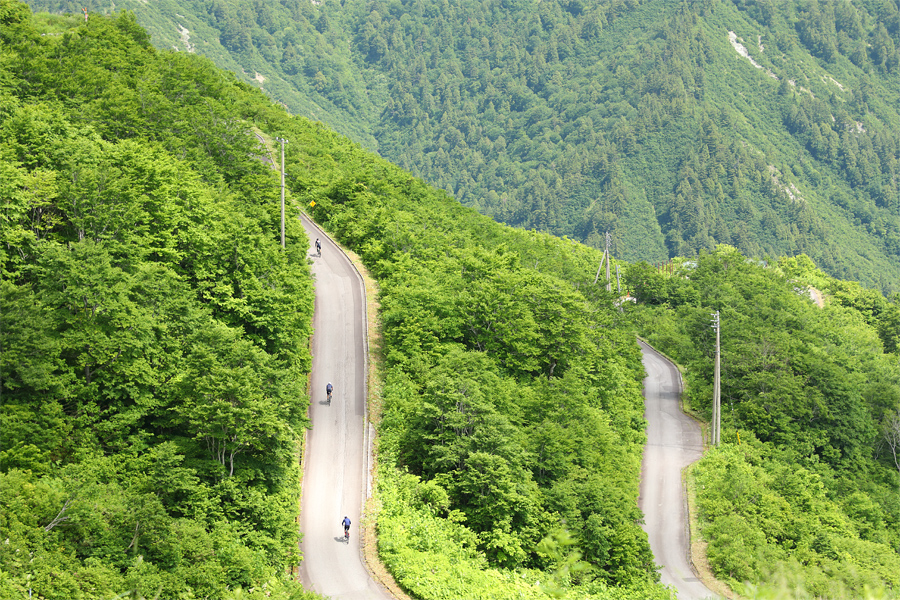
[25,0,900,294]
[3,3,898,599]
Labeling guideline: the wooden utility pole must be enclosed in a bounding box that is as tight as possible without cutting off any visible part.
[711,310,721,445]
[276,137,288,249]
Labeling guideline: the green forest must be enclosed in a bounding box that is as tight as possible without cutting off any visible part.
[301,148,668,599]
[2,2,900,600]
[25,0,900,294]
[626,249,900,598]
[1,3,318,598]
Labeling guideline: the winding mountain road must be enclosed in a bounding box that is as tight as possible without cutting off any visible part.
[298,215,392,600]
[295,213,714,599]
[638,340,718,600]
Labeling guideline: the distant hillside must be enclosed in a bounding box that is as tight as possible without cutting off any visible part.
[26,0,900,293]
[24,0,385,149]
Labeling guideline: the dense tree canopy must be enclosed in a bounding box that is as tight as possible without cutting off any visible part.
[25,0,900,293]
[1,4,317,598]
[627,246,900,596]
[295,136,667,597]
[2,4,667,598]
[5,3,898,599]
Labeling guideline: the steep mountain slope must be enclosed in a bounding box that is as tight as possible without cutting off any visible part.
[25,0,385,148]
[1,4,319,598]
[6,4,898,598]
[2,4,666,598]
[26,0,900,293]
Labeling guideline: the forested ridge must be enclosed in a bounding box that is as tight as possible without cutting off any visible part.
[25,0,900,294]
[3,3,899,600]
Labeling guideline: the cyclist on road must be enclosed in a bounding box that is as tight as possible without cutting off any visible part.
[342,516,351,535]
[326,382,333,400]
[315,238,321,255]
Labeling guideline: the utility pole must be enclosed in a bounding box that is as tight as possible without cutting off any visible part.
[711,310,721,445]
[605,231,612,292]
[276,137,288,249]
[593,231,615,290]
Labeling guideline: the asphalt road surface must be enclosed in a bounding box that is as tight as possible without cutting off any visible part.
[638,340,719,600]
[298,215,393,600]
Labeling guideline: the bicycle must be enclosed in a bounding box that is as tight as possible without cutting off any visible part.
[342,517,351,543]
[326,382,333,405]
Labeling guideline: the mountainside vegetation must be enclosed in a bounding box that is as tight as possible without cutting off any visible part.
[299,141,670,599]
[3,3,899,600]
[25,0,900,295]
[626,247,900,597]
[2,4,668,598]
[1,3,318,598]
